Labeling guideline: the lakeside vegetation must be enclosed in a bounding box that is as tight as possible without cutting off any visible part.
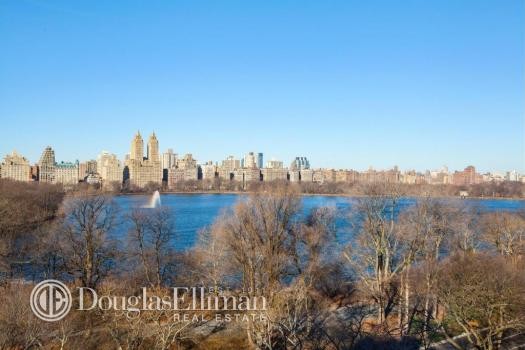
[73,178,525,199]
[0,178,524,349]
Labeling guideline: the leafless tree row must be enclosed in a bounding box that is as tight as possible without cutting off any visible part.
[0,179,524,349]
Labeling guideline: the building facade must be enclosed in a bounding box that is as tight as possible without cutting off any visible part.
[290,157,310,170]
[1,151,31,182]
[168,167,199,188]
[261,168,288,181]
[126,131,162,188]
[244,152,257,169]
[234,168,261,183]
[452,166,482,186]
[97,151,122,187]
[162,149,178,170]
[55,161,79,186]
[202,161,217,180]
[257,153,264,169]
[38,146,56,183]
[266,159,284,169]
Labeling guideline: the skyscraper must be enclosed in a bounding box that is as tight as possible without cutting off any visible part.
[130,131,144,161]
[162,148,178,170]
[147,132,159,162]
[38,146,56,183]
[290,157,310,171]
[126,131,162,187]
[97,151,122,187]
[257,153,263,169]
[244,152,257,169]
[219,156,241,180]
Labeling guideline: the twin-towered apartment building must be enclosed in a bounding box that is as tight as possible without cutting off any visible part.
[0,131,522,188]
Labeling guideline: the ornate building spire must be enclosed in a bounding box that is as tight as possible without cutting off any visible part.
[130,131,144,160]
[147,132,159,161]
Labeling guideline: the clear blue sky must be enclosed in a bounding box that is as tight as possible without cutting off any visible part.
[0,0,523,173]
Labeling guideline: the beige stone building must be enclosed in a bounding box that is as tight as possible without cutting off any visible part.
[167,153,199,188]
[244,152,257,169]
[168,167,199,187]
[97,151,122,187]
[234,168,261,183]
[55,161,79,186]
[261,168,288,181]
[162,149,177,170]
[177,154,197,170]
[1,151,31,182]
[126,131,162,188]
[202,161,217,180]
[289,170,300,182]
[219,156,240,180]
[336,170,356,183]
[221,156,240,171]
[78,160,97,181]
[299,169,314,182]
[38,146,55,183]
[266,160,284,169]
[320,169,336,183]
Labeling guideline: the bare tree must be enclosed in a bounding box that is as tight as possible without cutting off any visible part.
[218,185,301,297]
[127,206,176,288]
[59,194,118,289]
[397,198,461,343]
[0,179,64,278]
[204,185,302,347]
[192,224,232,289]
[481,212,524,266]
[436,253,525,350]
[0,282,47,349]
[344,183,408,327]
[449,206,480,256]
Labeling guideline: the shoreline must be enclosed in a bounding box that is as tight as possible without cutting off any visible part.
[100,190,525,201]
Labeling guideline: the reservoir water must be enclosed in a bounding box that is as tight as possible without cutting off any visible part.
[112,194,525,250]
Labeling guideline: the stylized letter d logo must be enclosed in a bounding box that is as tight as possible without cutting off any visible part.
[30,280,72,322]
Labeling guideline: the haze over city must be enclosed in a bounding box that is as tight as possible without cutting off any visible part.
[1,0,524,173]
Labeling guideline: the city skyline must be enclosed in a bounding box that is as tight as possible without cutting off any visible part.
[1,131,522,177]
[1,130,522,188]
[1,1,524,172]
[0,131,523,175]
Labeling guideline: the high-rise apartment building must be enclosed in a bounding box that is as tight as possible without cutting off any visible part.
[290,157,310,170]
[219,156,240,180]
[201,161,217,180]
[452,166,482,186]
[234,168,261,183]
[1,151,31,182]
[38,146,56,183]
[266,159,284,169]
[55,161,79,186]
[244,152,257,169]
[299,169,314,182]
[261,168,287,181]
[97,151,122,187]
[257,153,264,169]
[126,131,162,187]
[177,154,197,170]
[78,159,98,181]
[167,153,198,187]
[162,149,178,170]
[221,156,240,171]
